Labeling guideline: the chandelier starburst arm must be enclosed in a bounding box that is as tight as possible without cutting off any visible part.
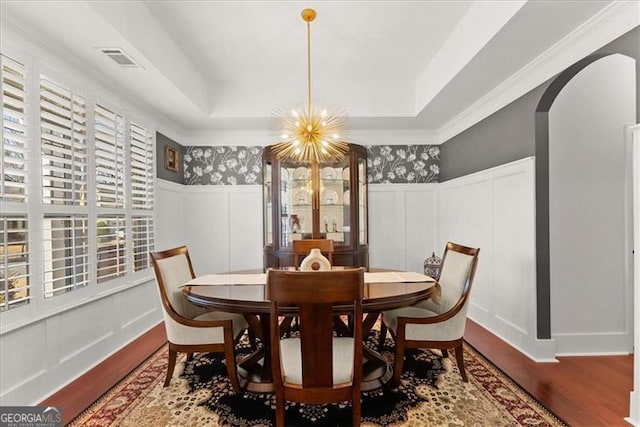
[270,8,349,164]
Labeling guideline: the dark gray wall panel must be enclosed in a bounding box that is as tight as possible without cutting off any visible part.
[440,27,639,183]
[439,86,546,181]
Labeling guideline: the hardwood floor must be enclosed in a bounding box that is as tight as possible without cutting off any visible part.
[41,320,633,426]
[40,323,167,425]
[464,320,633,426]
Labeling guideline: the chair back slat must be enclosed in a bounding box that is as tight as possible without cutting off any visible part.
[299,303,335,387]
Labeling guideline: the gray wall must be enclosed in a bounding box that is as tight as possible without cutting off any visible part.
[156,132,185,185]
[439,85,545,181]
[441,27,639,182]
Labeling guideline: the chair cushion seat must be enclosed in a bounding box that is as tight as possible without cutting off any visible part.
[382,306,465,341]
[193,311,249,339]
[279,337,354,385]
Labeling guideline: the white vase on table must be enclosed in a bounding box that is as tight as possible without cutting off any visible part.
[299,248,331,271]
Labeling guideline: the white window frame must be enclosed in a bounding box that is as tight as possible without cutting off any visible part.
[0,44,157,332]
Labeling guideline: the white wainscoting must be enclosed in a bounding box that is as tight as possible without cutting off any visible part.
[368,184,438,273]
[0,279,161,405]
[437,157,556,361]
[157,180,263,274]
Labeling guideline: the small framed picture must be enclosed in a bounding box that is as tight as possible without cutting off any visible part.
[165,145,179,172]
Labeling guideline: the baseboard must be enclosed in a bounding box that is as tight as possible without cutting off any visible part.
[627,390,640,426]
[39,322,167,425]
[553,331,633,356]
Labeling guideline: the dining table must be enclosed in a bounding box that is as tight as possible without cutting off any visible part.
[183,268,438,392]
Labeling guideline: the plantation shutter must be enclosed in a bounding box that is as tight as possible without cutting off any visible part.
[42,215,89,298]
[0,215,30,311]
[132,216,154,272]
[129,123,153,209]
[96,216,127,283]
[40,76,87,205]
[95,104,125,208]
[1,55,28,202]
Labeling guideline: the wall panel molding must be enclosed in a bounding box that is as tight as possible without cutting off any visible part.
[368,184,437,273]
[437,157,556,361]
[0,282,162,405]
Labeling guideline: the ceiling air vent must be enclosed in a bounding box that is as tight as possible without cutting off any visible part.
[98,48,143,69]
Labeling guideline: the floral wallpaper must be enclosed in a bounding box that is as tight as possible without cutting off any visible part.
[183,146,263,185]
[181,144,440,185]
[367,145,440,184]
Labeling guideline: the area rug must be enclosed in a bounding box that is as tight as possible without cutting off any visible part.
[70,330,566,426]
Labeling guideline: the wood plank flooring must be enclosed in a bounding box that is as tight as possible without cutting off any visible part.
[464,320,633,426]
[42,320,633,426]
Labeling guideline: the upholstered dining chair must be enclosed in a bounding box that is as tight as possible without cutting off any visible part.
[268,268,364,427]
[378,242,480,385]
[150,246,249,392]
[292,238,334,267]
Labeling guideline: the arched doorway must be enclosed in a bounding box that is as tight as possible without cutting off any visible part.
[548,54,634,354]
[534,54,636,351]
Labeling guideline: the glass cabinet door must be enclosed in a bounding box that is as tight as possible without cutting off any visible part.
[358,157,367,245]
[280,161,313,248]
[263,161,272,246]
[319,157,350,246]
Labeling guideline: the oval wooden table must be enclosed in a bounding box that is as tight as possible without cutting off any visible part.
[183,269,437,392]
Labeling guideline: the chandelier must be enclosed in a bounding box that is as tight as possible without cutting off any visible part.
[271,8,349,163]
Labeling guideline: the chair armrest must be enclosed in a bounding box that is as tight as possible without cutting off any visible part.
[162,300,235,330]
[176,316,234,330]
[396,288,469,327]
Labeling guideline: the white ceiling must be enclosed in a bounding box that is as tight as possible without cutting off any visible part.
[0,0,621,136]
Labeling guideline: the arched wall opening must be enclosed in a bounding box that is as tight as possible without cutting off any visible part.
[535,53,636,354]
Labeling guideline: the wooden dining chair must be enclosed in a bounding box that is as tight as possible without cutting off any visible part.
[268,268,364,427]
[292,238,334,267]
[378,242,480,385]
[150,246,249,392]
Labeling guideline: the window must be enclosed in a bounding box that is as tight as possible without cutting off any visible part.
[1,55,28,203]
[130,122,154,272]
[0,50,156,313]
[96,216,127,283]
[130,123,154,209]
[94,104,125,208]
[0,216,30,311]
[43,215,89,298]
[132,216,153,272]
[40,77,87,205]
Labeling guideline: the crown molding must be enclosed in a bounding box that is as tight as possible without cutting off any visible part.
[438,0,640,143]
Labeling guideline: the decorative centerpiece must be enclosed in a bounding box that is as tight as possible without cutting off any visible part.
[300,248,331,271]
[424,251,442,278]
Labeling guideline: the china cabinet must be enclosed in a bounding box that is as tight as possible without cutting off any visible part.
[262,143,368,268]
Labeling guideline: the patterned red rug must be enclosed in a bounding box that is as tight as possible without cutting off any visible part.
[70,331,567,426]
